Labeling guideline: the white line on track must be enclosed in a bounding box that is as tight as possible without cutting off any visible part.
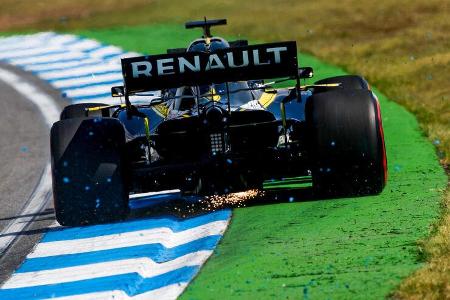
[28,220,228,258]
[25,58,102,72]
[63,82,121,98]
[0,47,66,60]
[67,39,102,51]
[3,251,212,289]
[9,52,88,66]
[40,64,121,80]
[0,68,60,126]
[0,33,56,52]
[52,283,188,300]
[52,73,123,89]
[0,67,60,255]
[0,165,52,256]
[88,46,123,58]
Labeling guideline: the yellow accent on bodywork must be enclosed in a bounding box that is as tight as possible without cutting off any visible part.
[152,104,169,118]
[86,104,126,112]
[258,92,276,108]
[300,83,340,89]
[210,88,221,102]
[143,116,151,143]
[198,87,221,102]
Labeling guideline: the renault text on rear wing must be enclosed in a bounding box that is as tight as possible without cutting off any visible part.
[121,41,298,93]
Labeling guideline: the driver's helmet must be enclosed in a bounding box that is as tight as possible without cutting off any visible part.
[187,38,230,53]
[187,38,230,103]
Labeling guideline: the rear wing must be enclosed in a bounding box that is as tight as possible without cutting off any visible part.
[185,18,227,38]
[120,41,298,95]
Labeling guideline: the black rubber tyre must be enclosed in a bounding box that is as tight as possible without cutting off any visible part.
[314,75,370,93]
[306,89,387,197]
[60,103,108,120]
[50,117,129,226]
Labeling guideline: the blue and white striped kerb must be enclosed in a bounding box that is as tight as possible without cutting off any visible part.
[0,32,145,103]
[0,209,230,299]
[0,32,232,299]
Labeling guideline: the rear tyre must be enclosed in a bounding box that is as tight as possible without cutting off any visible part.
[60,103,108,120]
[314,75,370,93]
[50,117,129,226]
[306,89,387,197]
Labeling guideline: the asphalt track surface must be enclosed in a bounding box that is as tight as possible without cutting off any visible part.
[0,62,67,283]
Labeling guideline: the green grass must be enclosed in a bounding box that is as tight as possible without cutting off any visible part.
[74,24,447,299]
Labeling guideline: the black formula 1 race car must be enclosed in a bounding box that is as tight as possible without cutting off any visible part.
[50,19,387,226]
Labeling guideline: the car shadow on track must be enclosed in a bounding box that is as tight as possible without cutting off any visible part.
[0,208,56,238]
[0,208,54,222]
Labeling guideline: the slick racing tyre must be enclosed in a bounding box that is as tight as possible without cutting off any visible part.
[313,75,370,93]
[50,117,129,226]
[306,89,387,197]
[60,103,108,120]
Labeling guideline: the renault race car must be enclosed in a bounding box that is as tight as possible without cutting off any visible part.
[50,19,387,226]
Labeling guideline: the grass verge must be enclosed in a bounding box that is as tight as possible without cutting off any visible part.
[75,24,448,299]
